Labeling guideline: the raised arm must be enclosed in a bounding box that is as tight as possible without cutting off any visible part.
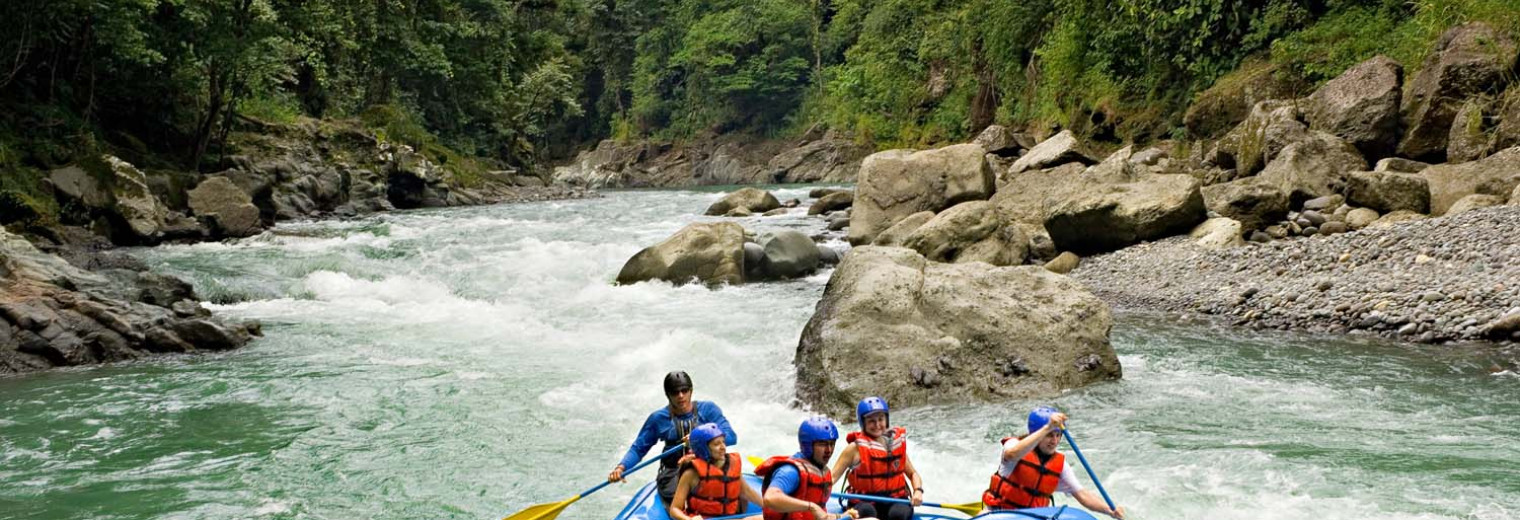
[1000,413,1066,462]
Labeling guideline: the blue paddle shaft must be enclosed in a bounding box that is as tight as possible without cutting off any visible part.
[1060,430,1116,513]
[582,444,687,497]
[831,491,951,509]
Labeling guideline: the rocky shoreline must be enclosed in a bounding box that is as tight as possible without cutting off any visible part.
[1073,205,1520,344]
[2,118,599,374]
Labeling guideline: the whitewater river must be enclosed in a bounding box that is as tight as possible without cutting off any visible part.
[1,187,1517,520]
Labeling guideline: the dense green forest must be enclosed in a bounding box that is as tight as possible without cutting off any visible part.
[1,0,1517,188]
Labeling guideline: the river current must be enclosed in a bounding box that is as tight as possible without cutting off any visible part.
[1,188,1516,520]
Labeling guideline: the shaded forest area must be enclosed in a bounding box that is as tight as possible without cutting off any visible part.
[2,0,1516,216]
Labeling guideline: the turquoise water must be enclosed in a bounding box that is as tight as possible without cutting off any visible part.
[1,189,1516,520]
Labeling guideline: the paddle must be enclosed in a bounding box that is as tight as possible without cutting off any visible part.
[831,491,983,516]
[1060,429,1117,516]
[502,444,687,520]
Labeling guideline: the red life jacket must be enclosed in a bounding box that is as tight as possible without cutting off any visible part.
[844,426,909,498]
[756,455,833,520]
[684,452,744,517]
[983,437,1065,510]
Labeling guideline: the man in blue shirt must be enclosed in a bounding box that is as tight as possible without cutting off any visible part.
[757,416,856,520]
[608,371,737,505]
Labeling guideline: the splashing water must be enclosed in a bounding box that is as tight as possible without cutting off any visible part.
[1,188,1516,520]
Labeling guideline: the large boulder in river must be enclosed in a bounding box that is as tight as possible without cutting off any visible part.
[757,231,821,279]
[1346,170,1431,214]
[808,190,854,215]
[1420,146,1520,215]
[1044,174,1206,255]
[616,222,746,286]
[187,176,264,238]
[848,144,994,245]
[705,187,781,216]
[1009,131,1096,175]
[1200,177,1289,231]
[1302,55,1403,160]
[902,201,1029,266]
[794,246,1120,416]
[1256,132,1368,205]
[1398,23,1520,161]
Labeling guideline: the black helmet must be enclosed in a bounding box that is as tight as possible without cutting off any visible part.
[663,371,693,395]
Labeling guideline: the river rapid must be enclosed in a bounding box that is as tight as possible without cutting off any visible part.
[1,187,1516,520]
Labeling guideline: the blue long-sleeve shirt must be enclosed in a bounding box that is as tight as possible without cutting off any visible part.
[618,400,737,469]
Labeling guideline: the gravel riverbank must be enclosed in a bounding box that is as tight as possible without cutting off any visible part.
[1073,205,1520,345]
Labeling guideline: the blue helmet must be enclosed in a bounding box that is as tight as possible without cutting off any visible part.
[1027,406,1063,435]
[797,416,839,460]
[856,396,889,429]
[689,423,724,461]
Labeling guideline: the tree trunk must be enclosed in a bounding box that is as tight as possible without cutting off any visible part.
[192,66,226,171]
[970,39,998,134]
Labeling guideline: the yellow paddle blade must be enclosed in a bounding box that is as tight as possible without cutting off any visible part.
[502,495,579,520]
[935,501,984,516]
[746,455,765,469]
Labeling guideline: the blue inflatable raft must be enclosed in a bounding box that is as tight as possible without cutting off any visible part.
[611,474,1098,520]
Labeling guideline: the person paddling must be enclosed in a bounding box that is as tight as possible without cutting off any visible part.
[756,416,865,520]
[982,407,1126,519]
[829,397,922,520]
[668,423,764,520]
[609,371,737,506]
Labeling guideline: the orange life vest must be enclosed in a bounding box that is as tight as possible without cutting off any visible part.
[844,426,909,498]
[684,452,744,517]
[983,437,1065,510]
[756,455,833,520]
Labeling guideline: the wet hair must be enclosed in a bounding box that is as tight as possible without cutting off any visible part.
[663,371,693,395]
